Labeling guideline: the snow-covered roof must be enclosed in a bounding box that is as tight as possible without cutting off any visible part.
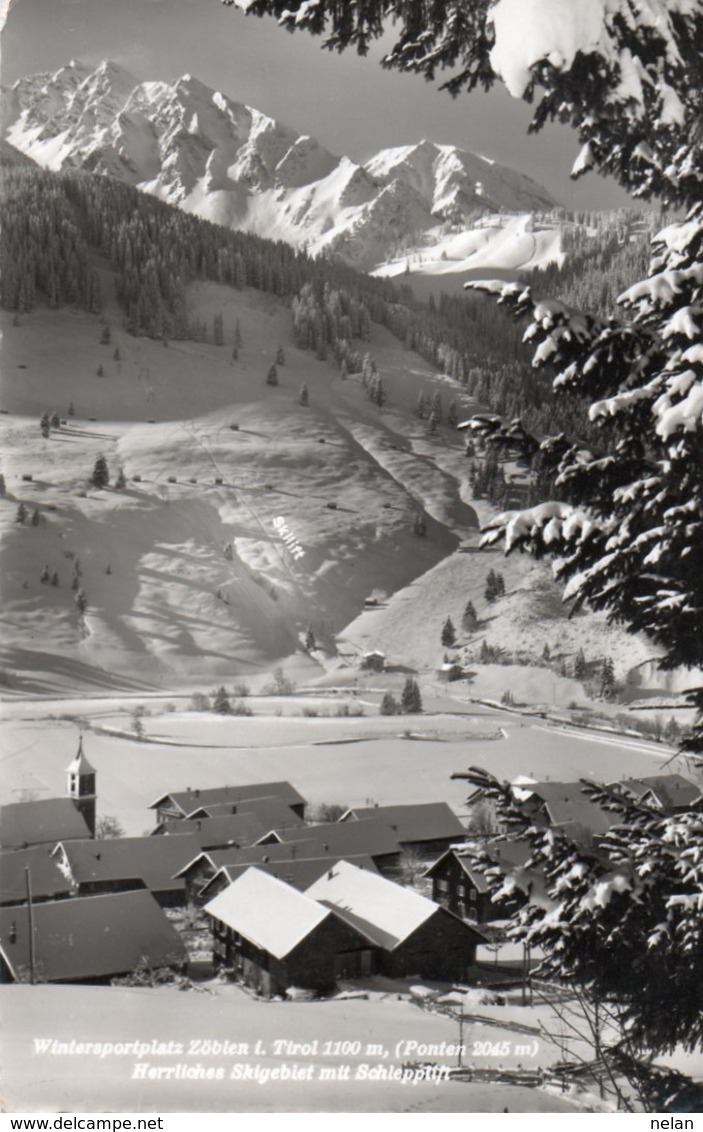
[203,867,331,959]
[305,860,438,951]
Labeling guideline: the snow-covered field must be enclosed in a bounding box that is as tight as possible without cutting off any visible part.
[0,696,680,836]
[1,984,585,1113]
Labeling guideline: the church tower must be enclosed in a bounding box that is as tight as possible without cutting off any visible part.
[66,736,97,837]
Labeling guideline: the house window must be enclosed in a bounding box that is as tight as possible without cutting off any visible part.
[436,879,450,893]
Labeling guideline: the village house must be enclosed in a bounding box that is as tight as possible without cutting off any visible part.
[0,798,92,851]
[305,860,485,981]
[199,854,379,902]
[149,782,307,824]
[0,845,72,907]
[423,849,495,923]
[337,803,467,858]
[204,867,378,995]
[255,818,403,873]
[609,774,702,813]
[510,780,620,847]
[424,835,550,924]
[0,890,186,984]
[152,811,290,849]
[51,833,206,906]
[175,838,349,903]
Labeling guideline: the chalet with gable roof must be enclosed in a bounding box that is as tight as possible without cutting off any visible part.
[611,774,702,813]
[424,837,547,923]
[0,890,186,984]
[305,860,485,980]
[204,867,378,995]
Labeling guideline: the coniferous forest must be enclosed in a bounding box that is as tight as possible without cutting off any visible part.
[1,154,653,444]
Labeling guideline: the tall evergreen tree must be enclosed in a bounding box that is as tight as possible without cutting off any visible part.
[91,455,109,489]
[213,686,233,714]
[299,382,309,407]
[400,677,422,714]
[266,363,279,386]
[461,600,478,633]
[441,616,456,648]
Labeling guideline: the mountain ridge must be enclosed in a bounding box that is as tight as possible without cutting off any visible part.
[4,59,561,271]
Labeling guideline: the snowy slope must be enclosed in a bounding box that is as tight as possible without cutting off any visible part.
[3,60,561,272]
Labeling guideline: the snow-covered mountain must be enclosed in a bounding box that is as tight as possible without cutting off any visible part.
[3,60,561,271]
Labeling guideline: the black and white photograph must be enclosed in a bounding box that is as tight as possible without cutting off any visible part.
[1,0,702,1118]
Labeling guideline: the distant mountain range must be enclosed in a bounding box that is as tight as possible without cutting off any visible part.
[3,59,561,271]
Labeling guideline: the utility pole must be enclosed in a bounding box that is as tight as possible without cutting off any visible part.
[25,867,36,985]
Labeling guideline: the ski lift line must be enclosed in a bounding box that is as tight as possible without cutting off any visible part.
[176,419,310,599]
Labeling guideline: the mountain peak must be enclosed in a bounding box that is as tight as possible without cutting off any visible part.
[4,60,561,271]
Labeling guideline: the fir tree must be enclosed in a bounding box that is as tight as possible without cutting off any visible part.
[447,399,459,428]
[574,648,588,680]
[68,401,75,418]
[115,467,126,490]
[430,390,442,423]
[462,600,478,633]
[441,616,456,648]
[380,691,399,716]
[299,382,309,407]
[304,625,316,651]
[40,411,50,438]
[15,502,27,524]
[50,570,59,587]
[599,656,617,701]
[213,313,224,346]
[412,513,426,537]
[484,569,501,603]
[40,564,50,584]
[400,677,422,714]
[30,508,40,527]
[0,473,5,496]
[96,364,104,378]
[113,347,121,363]
[213,686,233,714]
[231,344,238,363]
[74,588,87,615]
[266,363,279,386]
[50,412,60,430]
[276,345,285,365]
[90,455,109,489]
[542,642,551,662]
[415,390,429,419]
[100,324,111,345]
[234,320,243,350]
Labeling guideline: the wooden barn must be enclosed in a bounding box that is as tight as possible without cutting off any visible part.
[203,867,378,996]
[0,890,186,984]
[305,861,485,981]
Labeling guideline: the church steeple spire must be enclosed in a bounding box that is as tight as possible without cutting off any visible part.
[66,735,96,836]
